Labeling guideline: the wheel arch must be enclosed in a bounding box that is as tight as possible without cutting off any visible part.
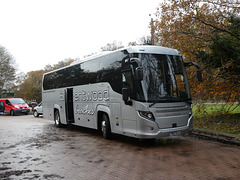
[53,104,61,119]
[10,109,15,116]
[96,105,111,131]
[33,110,39,117]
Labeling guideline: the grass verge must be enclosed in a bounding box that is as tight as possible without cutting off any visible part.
[193,104,240,135]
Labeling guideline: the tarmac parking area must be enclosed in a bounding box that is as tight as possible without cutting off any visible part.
[0,115,240,180]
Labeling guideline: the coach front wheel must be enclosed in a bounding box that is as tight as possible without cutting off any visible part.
[101,114,112,139]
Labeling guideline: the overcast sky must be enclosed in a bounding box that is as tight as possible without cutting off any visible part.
[0,0,161,74]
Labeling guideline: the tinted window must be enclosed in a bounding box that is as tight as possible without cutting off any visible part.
[43,51,128,94]
[99,52,125,94]
[43,58,100,90]
[81,58,100,85]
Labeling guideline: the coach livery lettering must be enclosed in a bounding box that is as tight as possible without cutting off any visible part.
[74,90,109,102]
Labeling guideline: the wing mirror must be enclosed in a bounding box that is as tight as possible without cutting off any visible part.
[122,88,132,106]
[184,62,203,82]
[136,67,143,81]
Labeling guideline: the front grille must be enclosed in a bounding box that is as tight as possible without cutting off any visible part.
[155,107,188,113]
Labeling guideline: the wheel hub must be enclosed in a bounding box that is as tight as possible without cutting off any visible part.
[101,121,106,132]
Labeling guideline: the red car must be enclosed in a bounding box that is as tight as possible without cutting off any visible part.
[0,98,30,115]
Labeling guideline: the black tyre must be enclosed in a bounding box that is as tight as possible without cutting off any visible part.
[101,114,112,139]
[54,110,62,127]
[33,110,39,117]
[10,110,15,116]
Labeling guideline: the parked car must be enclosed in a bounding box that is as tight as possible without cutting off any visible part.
[33,102,43,117]
[0,98,30,116]
[0,101,4,115]
[26,101,38,110]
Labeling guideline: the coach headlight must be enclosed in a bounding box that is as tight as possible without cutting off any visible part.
[138,111,155,121]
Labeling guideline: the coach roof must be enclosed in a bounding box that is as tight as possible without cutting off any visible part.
[71,45,181,65]
[46,45,181,75]
[125,45,180,56]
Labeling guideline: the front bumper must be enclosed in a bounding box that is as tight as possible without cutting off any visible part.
[14,109,30,114]
[135,115,193,139]
[136,125,193,139]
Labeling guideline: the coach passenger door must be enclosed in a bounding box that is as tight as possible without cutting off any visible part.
[66,88,74,124]
[58,89,67,125]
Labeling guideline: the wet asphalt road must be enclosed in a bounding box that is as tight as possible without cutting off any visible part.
[0,115,240,180]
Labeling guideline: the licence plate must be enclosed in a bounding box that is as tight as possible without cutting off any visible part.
[0,112,3,115]
[22,110,26,112]
[169,131,181,136]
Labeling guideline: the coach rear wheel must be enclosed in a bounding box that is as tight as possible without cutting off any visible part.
[101,114,112,139]
[54,110,62,127]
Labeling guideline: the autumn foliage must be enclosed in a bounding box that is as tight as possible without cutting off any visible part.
[14,59,74,103]
[154,0,240,112]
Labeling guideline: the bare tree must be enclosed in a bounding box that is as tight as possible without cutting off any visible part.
[128,36,152,46]
[0,45,16,97]
[101,41,124,51]
[137,36,152,45]
[44,58,74,72]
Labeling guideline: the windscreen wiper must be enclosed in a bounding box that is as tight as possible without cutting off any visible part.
[149,98,172,107]
[149,102,157,107]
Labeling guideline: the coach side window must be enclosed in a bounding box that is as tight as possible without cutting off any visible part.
[122,71,135,99]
